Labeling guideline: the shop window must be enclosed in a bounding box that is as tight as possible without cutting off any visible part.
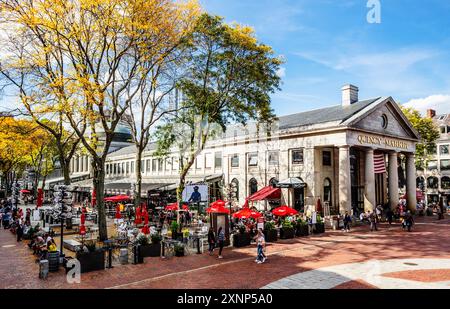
[441,177,450,190]
[441,159,450,171]
[249,178,258,195]
[248,153,258,167]
[427,177,439,189]
[268,151,279,166]
[416,177,425,191]
[231,154,239,168]
[215,152,222,169]
[231,178,239,201]
[324,178,332,206]
[427,160,438,171]
[440,145,450,155]
[292,149,304,165]
[323,151,332,166]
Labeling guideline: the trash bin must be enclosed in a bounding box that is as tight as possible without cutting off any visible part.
[119,248,128,265]
[39,260,49,279]
[47,252,60,272]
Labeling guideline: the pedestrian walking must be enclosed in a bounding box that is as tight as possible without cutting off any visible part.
[217,227,225,259]
[16,222,24,242]
[254,229,266,264]
[386,208,393,225]
[207,227,215,255]
[404,210,414,232]
[368,210,378,231]
[343,211,352,232]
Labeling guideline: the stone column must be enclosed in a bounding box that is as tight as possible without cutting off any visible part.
[364,149,376,211]
[406,153,417,213]
[388,152,399,210]
[338,146,351,214]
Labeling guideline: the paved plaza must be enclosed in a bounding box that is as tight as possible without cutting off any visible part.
[1,216,449,289]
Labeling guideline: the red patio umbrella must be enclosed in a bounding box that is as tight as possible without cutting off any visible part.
[20,189,30,194]
[206,204,230,214]
[210,199,226,208]
[104,195,132,202]
[115,204,122,219]
[135,205,142,225]
[36,188,43,208]
[165,202,179,211]
[233,208,262,219]
[79,208,86,236]
[316,198,322,213]
[141,208,150,234]
[272,205,298,217]
[91,189,96,207]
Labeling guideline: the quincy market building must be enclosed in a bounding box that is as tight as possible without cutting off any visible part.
[67,85,420,215]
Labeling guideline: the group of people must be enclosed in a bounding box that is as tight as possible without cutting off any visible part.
[28,232,58,261]
[0,199,35,241]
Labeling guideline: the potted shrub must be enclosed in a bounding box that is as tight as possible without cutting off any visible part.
[314,215,325,234]
[280,220,295,239]
[76,242,105,273]
[174,243,185,257]
[295,219,309,237]
[263,222,278,242]
[233,225,251,248]
[171,221,182,240]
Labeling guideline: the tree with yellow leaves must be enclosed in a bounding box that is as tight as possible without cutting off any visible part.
[0,0,201,240]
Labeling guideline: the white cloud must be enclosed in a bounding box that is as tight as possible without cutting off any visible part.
[403,94,450,115]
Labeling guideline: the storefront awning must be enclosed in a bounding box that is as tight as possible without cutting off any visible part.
[275,178,307,189]
[248,186,281,201]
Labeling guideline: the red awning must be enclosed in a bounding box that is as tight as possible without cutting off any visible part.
[248,186,281,201]
[104,195,132,202]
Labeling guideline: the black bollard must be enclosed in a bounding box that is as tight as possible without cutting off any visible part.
[196,237,201,254]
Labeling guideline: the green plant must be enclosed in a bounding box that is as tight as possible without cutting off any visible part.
[151,233,162,244]
[136,234,149,246]
[282,220,293,229]
[174,243,184,254]
[264,221,275,231]
[85,242,97,253]
[316,215,323,224]
[170,221,180,233]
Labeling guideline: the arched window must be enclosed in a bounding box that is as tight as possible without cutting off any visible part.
[231,178,239,202]
[416,177,425,191]
[249,178,258,196]
[324,178,332,206]
[427,176,439,189]
[441,177,450,190]
[269,178,279,187]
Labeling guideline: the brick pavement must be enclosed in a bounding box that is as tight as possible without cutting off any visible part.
[0,215,449,289]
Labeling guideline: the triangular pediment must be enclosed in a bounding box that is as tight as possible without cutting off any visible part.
[342,97,420,140]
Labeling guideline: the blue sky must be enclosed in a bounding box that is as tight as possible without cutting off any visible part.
[202,0,450,116]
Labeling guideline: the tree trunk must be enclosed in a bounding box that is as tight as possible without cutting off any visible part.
[62,158,71,185]
[134,150,142,208]
[93,159,108,241]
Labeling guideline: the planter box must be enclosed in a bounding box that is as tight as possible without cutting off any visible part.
[138,244,161,258]
[264,229,278,242]
[280,227,295,239]
[314,223,325,234]
[175,248,185,257]
[232,232,251,248]
[295,225,309,237]
[76,250,105,273]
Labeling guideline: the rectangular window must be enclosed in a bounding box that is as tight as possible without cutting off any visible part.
[172,158,177,171]
[231,154,239,168]
[214,152,222,169]
[441,126,447,134]
[323,151,332,166]
[428,160,438,171]
[292,149,304,165]
[268,151,279,166]
[248,153,258,167]
[166,158,171,171]
[205,153,213,169]
[140,160,144,173]
[113,164,117,175]
[158,159,163,171]
[126,162,130,174]
[440,145,449,155]
[152,159,157,172]
[441,160,450,171]
[146,159,151,173]
[196,155,202,169]
[131,161,134,173]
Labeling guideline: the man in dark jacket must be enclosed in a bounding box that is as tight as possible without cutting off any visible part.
[368,211,378,232]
